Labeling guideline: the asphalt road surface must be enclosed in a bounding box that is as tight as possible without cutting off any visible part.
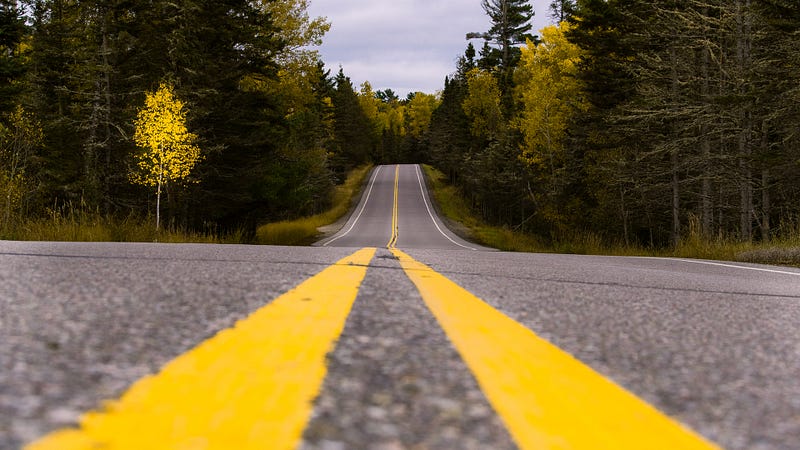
[2,164,799,450]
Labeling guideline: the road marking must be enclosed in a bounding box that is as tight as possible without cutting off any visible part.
[413,165,477,251]
[391,248,721,450]
[320,166,382,246]
[668,258,800,276]
[387,164,399,248]
[26,247,377,450]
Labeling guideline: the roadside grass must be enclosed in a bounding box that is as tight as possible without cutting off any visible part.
[422,164,800,266]
[421,164,547,253]
[674,218,800,266]
[0,206,235,243]
[255,164,372,245]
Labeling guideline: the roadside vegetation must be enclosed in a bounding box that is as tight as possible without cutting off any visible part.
[255,165,372,245]
[418,1,800,268]
[0,205,242,243]
[0,164,372,245]
[424,165,800,267]
[3,0,799,263]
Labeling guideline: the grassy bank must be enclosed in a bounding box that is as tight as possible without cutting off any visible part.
[0,207,242,243]
[255,165,372,245]
[422,164,800,267]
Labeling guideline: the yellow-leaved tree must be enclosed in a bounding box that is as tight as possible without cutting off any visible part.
[406,92,440,139]
[1,106,43,230]
[462,68,504,141]
[132,82,201,230]
[515,23,587,193]
[515,22,588,231]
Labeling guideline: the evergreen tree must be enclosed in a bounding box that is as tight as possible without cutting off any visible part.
[0,0,27,115]
[329,69,374,174]
[549,0,576,22]
[478,0,535,71]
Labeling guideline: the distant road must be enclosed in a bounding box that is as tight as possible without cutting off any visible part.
[3,164,799,450]
[317,164,480,250]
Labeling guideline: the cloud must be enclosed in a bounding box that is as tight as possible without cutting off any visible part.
[307,0,553,96]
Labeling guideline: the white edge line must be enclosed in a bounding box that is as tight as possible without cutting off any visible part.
[667,258,800,276]
[414,165,477,251]
[320,166,382,246]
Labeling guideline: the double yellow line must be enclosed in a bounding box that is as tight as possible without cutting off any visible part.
[387,164,399,249]
[390,249,720,450]
[28,248,377,450]
[27,164,721,450]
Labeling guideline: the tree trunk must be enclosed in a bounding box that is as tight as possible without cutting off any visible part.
[736,0,753,242]
[156,162,163,231]
[101,10,113,215]
[670,46,680,246]
[761,168,770,242]
[700,6,713,237]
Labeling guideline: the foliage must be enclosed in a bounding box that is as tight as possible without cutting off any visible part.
[1,106,43,230]
[132,83,200,188]
[132,82,201,229]
[0,0,27,115]
[516,24,586,171]
[514,23,588,232]
[424,0,800,255]
[405,93,440,139]
[549,0,576,22]
[256,164,372,245]
[477,0,536,71]
[462,69,504,141]
[6,0,361,240]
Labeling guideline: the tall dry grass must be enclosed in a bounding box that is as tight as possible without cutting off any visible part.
[1,203,236,243]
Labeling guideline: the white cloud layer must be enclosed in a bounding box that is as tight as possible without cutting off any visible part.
[307,0,554,96]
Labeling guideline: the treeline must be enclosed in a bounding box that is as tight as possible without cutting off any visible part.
[0,0,428,238]
[425,0,800,247]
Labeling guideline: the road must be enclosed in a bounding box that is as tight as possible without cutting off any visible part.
[2,163,799,450]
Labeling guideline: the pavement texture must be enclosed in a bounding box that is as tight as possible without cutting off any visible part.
[2,164,800,450]
[0,242,353,449]
[404,249,800,450]
[300,248,515,450]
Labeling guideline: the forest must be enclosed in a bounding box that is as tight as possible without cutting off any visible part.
[426,0,800,247]
[2,0,800,248]
[0,0,430,240]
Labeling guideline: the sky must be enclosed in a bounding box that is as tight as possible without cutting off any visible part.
[306,0,554,96]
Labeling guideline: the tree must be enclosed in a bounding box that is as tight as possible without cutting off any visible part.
[328,69,374,171]
[0,0,27,115]
[132,82,201,230]
[375,89,398,103]
[405,92,440,139]
[475,0,535,71]
[549,0,576,22]
[462,68,504,142]
[515,23,588,232]
[1,106,43,229]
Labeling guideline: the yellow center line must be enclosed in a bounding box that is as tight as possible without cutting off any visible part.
[391,248,721,450]
[27,247,377,450]
[387,164,399,249]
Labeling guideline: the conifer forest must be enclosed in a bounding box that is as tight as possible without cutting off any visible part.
[1,0,799,247]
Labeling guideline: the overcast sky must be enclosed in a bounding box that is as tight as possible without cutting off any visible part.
[306,0,554,96]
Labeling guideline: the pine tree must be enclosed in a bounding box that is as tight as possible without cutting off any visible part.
[549,0,576,22]
[0,0,27,115]
[478,0,535,71]
[329,69,374,173]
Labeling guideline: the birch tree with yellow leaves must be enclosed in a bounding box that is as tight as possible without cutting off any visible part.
[132,82,201,230]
